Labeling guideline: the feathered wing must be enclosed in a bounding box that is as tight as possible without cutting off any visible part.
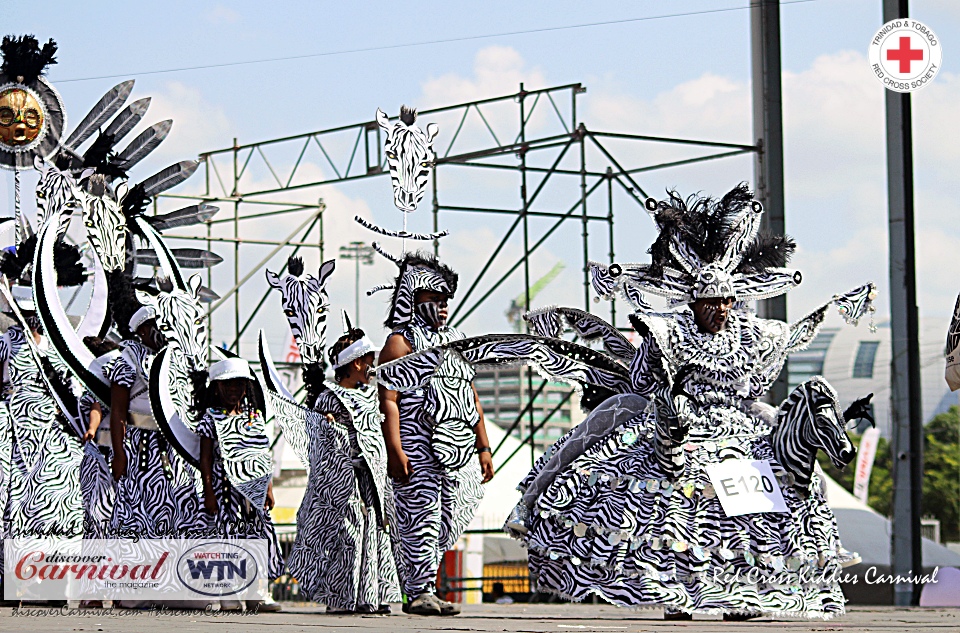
[115,120,172,169]
[64,80,135,150]
[524,306,635,363]
[147,204,219,232]
[377,333,632,411]
[785,282,877,355]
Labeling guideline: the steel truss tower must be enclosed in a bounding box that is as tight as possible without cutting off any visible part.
[158,82,756,468]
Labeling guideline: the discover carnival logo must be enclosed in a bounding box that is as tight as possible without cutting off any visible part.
[176,541,260,597]
[4,538,268,601]
[870,18,942,93]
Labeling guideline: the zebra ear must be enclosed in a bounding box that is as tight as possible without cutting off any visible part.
[376,108,391,132]
[114,182,129,204]
[135,290,157,310]
[317,259,336,286]
[34,155,45,171]
[425,122,439,144]
[187,273,202,298]
[265,268,282,289]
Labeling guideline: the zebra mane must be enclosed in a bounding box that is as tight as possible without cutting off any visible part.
[399,105,417,126]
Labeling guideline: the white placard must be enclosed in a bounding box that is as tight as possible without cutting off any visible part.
[706,459,788,517]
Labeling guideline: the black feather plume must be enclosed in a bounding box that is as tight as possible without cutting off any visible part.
[53,241,86,287]
[287,256,305,278]
[121,183,150,226]
[735,232,796,274]
[0,234,36,282]
[0,35,57,83]
[106,270,142,339]
[82,131,129,179]
[302,362,327,406]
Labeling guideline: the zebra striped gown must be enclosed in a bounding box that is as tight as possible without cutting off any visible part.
[288,382,401,610]
[0,327,84,545]
[78,391,115,540]
[195,409,283,580]
[513,310,847,619]
[390,317,484,598]
[107,341,202,537]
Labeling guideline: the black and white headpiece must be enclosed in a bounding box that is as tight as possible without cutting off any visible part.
[591,184,800,305]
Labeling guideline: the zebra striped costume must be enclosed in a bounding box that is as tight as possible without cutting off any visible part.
[514,309,849,618]
[195,408,283,580]
[0,326,84,544]
[387,316,484,598]
[78,389,116,540]
[288,382,401,611]
[107,340,201,537]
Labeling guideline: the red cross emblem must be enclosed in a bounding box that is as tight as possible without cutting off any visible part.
[886,36,924,73]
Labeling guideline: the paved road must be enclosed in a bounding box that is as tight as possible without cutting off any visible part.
[2,603,958,632]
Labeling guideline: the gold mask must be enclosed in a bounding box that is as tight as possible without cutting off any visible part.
[0,87,44,148]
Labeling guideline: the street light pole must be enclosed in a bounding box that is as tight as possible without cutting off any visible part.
[339,241,375,323]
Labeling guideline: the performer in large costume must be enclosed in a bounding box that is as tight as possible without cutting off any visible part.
[106,302,200,536]
[195,357,283,611]
[288,315,402,614]
[378,184,875,620]
[377,252,495,615]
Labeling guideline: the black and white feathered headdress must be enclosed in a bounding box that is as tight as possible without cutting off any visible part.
[591,183,800,305]
[370,250,458,329]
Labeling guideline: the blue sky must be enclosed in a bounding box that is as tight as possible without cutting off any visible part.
[4,0,959,354]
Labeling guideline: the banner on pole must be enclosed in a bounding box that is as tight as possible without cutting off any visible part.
[853,427,881,504]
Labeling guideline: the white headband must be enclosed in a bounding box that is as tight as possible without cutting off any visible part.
[129,306,157,332]
[334,336,377,369]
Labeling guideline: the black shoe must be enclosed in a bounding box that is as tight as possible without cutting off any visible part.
[377,604,392,615]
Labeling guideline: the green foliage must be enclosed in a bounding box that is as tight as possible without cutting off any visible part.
[818,406,960,543]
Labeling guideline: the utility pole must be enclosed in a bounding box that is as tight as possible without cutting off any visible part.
[751,0,787,405]
[884,0,924,607]
[339,241,375,322]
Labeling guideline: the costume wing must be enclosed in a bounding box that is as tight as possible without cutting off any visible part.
[34,212,112,406]
[524,306,635,363]
[377,333,632,411]
[257,329,321,468]
[149,347,201,467]
[0,283,84,439]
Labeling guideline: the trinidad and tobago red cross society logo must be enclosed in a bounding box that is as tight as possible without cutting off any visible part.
[870,19,942,93]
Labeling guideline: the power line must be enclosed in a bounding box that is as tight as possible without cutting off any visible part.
[53,0,819,84]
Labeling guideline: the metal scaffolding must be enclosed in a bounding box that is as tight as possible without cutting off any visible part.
[158,81,756,469]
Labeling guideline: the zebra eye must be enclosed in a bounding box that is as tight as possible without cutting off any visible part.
[36,191,45,199]
[284,310,296,317]
[386,151,397,160]
[194,318,204,325]
[85,221,95,228]
[317,306,325,314]
[420,162,431,168]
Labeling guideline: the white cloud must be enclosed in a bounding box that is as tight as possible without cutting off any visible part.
[205,5,240,25]
[584,51,960,320]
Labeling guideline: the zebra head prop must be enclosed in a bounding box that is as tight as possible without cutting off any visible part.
[771,376,857,490]
[266,256,336,365]
[376,106,438,213]
[33,156,84,237]
[81,175,128,273]
[136,274,208,372]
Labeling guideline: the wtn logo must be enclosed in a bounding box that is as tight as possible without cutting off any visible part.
[185,559,247,580]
